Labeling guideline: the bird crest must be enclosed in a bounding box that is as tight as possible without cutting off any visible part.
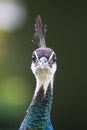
[32,15,47,48]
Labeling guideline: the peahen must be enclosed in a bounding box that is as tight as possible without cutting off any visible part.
[19,15,57,130]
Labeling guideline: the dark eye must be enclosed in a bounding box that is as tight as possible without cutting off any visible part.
[52,54,56,62]
[32,54,36,62]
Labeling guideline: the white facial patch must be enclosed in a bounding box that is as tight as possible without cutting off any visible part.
[34,51,39,61]
[48,51,54,62]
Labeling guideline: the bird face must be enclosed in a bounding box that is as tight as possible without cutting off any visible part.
[31,47,57,95]
[31,47,57,79]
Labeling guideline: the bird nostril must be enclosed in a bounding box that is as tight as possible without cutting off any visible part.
[39,57,48,68]
[40,57,48,63]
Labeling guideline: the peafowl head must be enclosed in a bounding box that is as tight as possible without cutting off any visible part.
[31,15,57,96]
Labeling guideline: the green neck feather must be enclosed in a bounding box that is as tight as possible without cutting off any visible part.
[19,84,53,130]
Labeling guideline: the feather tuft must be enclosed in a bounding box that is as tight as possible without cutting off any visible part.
[33,15,47,48]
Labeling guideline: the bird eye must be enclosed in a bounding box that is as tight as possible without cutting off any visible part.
[52,54,56,62]
[32,54,36,62]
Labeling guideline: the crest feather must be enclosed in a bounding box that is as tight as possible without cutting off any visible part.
[33,15,47,48]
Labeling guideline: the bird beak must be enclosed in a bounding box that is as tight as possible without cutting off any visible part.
[39,57,48,69]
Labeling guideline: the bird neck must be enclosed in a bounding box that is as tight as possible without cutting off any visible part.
[34,68,54,98]
[19,75,54,130]
[19,83,53,130]
[27,72,54,129]
[27,83,53,129]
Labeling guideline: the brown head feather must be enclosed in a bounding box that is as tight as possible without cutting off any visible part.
[34,15,47,48]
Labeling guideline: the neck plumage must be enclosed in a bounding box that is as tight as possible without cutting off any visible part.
[19,74,54,130]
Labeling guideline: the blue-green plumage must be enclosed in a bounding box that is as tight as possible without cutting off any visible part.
[19,84,53,130]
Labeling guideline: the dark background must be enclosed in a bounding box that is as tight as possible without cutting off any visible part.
[0,0,87,130]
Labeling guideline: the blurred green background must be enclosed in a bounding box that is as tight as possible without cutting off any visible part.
[0,0,87,130]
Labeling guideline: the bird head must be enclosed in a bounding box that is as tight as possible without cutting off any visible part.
[31,15,57,95]
[31,47,57,86]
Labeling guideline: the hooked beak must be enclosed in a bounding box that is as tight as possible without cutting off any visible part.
[39,57,48,69]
